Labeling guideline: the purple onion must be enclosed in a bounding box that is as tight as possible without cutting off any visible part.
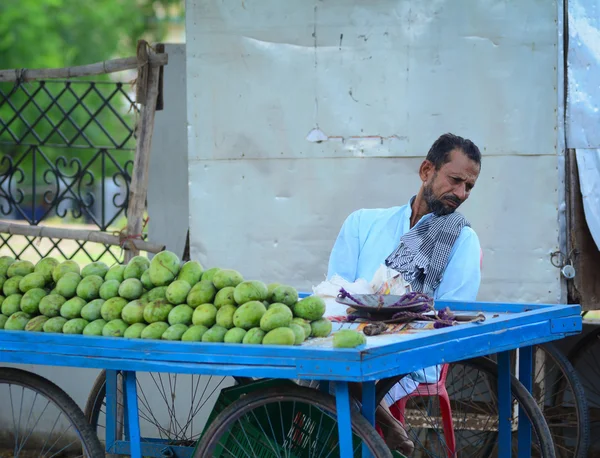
[434,321,454,329]
[339,288,460,329]
[437,307,456,322]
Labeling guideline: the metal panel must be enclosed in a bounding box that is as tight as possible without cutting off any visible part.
[148,44,189,258]
[188,155,560,303]
[566,0,600,149]
[557,0,568,303]
[186,0,557,160]
[186,0,561,303]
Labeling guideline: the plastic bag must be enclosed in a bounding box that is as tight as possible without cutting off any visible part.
[312,274,372,316]
[312,266,410,317]
[370,264,412,295]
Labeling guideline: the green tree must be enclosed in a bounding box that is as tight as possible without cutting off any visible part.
[0,0,182,225]
[0,0,181,71]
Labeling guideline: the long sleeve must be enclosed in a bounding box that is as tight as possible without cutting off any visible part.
[434,227,482,301]
[327,210,362,282]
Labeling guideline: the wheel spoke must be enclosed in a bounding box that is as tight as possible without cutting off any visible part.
[195,385,389,458]
[88,372,240,446]
[39,409,63,456]
[17,397,51,456]
[0,369,101,457]
[374,357,567,457]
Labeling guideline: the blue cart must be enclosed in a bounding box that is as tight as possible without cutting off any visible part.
[0,299,582,458]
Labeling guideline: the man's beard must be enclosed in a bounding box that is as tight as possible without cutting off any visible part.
[423,184,461,216]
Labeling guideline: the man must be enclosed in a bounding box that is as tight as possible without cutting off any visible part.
[327,133,482,454]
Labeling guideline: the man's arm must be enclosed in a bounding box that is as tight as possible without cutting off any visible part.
[435,227,481,301]
[327,210,362,282]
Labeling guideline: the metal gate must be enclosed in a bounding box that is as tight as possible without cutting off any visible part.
[0,78,139,264]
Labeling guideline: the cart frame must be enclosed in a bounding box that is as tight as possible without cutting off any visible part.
[0,299,582,458]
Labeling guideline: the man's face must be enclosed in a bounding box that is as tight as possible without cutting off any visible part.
[422,149,480,216]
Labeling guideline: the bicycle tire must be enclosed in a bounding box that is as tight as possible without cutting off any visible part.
[566,327,600,364]
[374,356,556,458]
[0,366,105,458]
[84,369,251,445]
[84,369,116,429]
[193,384,393,458]
[539,342,589,458]
[483,344,589,457]
[567,328,600,455]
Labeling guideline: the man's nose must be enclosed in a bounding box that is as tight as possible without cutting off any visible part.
[454,185,468,201]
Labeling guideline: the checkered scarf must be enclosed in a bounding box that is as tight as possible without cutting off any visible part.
[385,206,470,296]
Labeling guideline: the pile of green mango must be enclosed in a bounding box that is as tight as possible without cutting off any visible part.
[0,251,333,346]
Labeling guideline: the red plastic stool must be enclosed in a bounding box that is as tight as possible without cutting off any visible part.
[389,364,456,457]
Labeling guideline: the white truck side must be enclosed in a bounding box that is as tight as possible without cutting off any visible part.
[180,0,571,305]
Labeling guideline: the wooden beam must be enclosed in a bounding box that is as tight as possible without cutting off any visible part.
[124,42,163,262]
[0,221,165,254]
[0,54,168,83]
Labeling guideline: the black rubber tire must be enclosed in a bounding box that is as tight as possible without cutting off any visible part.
[374,356,557,458]
[566,327,600,364]
[84,369,123,440]
[567,328,600,455]
[540,342,590,458]
[193,384,393,458]
[479,344,589,458]
[0,367,105,458]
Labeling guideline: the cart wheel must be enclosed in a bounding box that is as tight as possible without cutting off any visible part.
[374,356,556,458]
[193,384,393,458]
[479,344,589,457]
[567,328,600,455]
[531,343,589,458]
[0,367,104,458]
[84,369,251,452]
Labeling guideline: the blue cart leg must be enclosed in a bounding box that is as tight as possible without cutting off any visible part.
[335,381,354,458]
[518,346,533,458]
[122,376,130,440]
[105,369,118,454]
[498,351,513,457]
[362,381,376,458]
[123,370,142,458]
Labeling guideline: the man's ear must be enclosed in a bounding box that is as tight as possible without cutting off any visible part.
[419,160,435,183]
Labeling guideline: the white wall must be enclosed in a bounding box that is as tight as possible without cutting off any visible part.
[185,0,563,303]
[147,44,189,259]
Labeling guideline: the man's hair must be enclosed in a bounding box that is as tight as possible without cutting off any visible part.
[426,133,482,170]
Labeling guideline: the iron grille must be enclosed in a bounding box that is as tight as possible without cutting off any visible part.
[0,79,140,265]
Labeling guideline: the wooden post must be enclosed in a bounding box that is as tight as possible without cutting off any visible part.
[124,41,164,262]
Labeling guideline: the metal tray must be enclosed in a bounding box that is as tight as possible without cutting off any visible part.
[335,293,431,316]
